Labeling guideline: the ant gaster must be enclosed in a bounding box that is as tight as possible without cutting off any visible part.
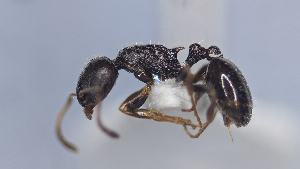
[55,43,253,152]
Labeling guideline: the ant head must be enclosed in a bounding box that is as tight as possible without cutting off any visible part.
[76,56,118,119]
[56,56,119,153]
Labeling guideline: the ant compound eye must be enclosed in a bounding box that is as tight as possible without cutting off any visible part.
[76,56,118,109]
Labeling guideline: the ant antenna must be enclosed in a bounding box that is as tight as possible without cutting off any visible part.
[55,93,78,153]
[95,103,119,138]
[55,86,119,152]
[77,85,119,137]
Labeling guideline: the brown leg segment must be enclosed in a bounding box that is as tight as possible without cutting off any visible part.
[119,85,199,128]
[183,102,218,138]
[181,67,206,137]
[181,84,207,112]
[192,64,208,83]
[181,64,218,138]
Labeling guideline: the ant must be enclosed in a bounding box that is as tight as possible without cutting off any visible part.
[55,43,253,152]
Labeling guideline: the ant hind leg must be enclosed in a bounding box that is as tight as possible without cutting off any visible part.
[119,85,199,128]
[181,68,206,138]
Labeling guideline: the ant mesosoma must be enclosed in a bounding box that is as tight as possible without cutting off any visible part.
[55,43,252,152]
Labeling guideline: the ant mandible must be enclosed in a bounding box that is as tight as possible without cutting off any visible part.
[55,43,253,152]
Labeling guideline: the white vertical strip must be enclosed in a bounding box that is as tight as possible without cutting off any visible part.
[158,0,227,48]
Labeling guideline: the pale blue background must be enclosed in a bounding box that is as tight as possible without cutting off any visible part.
[0,0,299,169]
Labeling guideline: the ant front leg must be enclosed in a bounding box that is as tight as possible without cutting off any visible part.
[119,85,199,129]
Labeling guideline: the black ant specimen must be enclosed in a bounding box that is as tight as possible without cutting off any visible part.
[55,43,252,152]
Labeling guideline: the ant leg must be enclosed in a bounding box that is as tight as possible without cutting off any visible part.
[182,63,217,138]
[183,101,217,138]
[95,103,119,138]
[221,112,235,142]
[204,101,218,126]
[119,85,199,128]
[193,64,208,83]
[181,68,205,137]
[136,109,198,129]
[193,84,207,103]
[181,84,207,112]
[55,93,78,153]
[182,63,219,138]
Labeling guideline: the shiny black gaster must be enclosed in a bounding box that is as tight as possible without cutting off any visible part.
[205,57,252,127]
